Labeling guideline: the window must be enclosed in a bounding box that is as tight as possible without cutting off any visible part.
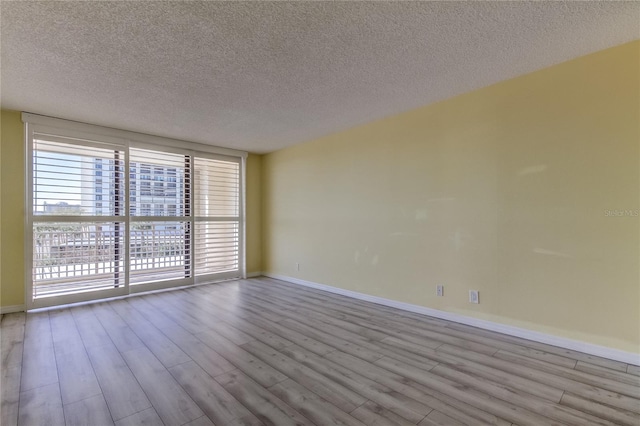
[129,148,190,285]
[194,157,240,276]
[140,181,151,196]
[25,113,245,309]
[153,181,164,196]
[167,182,177,198]
[31,138,125,299]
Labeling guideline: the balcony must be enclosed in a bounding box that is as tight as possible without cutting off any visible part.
[32,223,237,298]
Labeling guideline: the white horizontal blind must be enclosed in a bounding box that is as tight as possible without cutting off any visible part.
[194,157,240,276]
[33,139,124,217]
[129,148,190,217]
[32,136,125,298]
[194,221,239,275]
[129,148,190,284]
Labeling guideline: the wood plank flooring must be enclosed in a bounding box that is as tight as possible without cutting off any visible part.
[2,277,639,426]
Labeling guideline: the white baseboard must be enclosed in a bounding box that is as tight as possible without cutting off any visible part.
[246,271,262,278]
[1,304,26,314]
[262,273,640,366]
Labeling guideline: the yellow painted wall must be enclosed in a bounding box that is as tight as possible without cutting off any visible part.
[0,112,2,304]
[0,112,2,305]
[262,41,640,353]
[0,110,26,308]
[0,110,263,308]
[246,153,262,275]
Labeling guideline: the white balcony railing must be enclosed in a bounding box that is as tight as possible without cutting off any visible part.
[33,221,238,298]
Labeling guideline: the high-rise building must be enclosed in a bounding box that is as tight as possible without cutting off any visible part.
[129,162,184,217]
[80,158,185,216]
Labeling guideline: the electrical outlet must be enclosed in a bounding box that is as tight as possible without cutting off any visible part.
[469,290,479,304]
[436,285,444,297]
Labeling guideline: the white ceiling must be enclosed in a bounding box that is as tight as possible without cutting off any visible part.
[1,2,638,154]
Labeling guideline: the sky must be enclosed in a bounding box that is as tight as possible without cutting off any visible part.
[33,151,84,211]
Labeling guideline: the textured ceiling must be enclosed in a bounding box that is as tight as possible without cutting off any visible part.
[1,2,639,153]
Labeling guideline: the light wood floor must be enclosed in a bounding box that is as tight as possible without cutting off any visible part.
[2,277,639,426]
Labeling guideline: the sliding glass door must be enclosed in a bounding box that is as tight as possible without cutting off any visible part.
[26,117,245,309]
[129,148,191,289]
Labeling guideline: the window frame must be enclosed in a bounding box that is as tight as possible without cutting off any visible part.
[24,113,247,310]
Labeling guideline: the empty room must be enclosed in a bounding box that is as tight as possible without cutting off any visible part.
[1,2,639,426]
